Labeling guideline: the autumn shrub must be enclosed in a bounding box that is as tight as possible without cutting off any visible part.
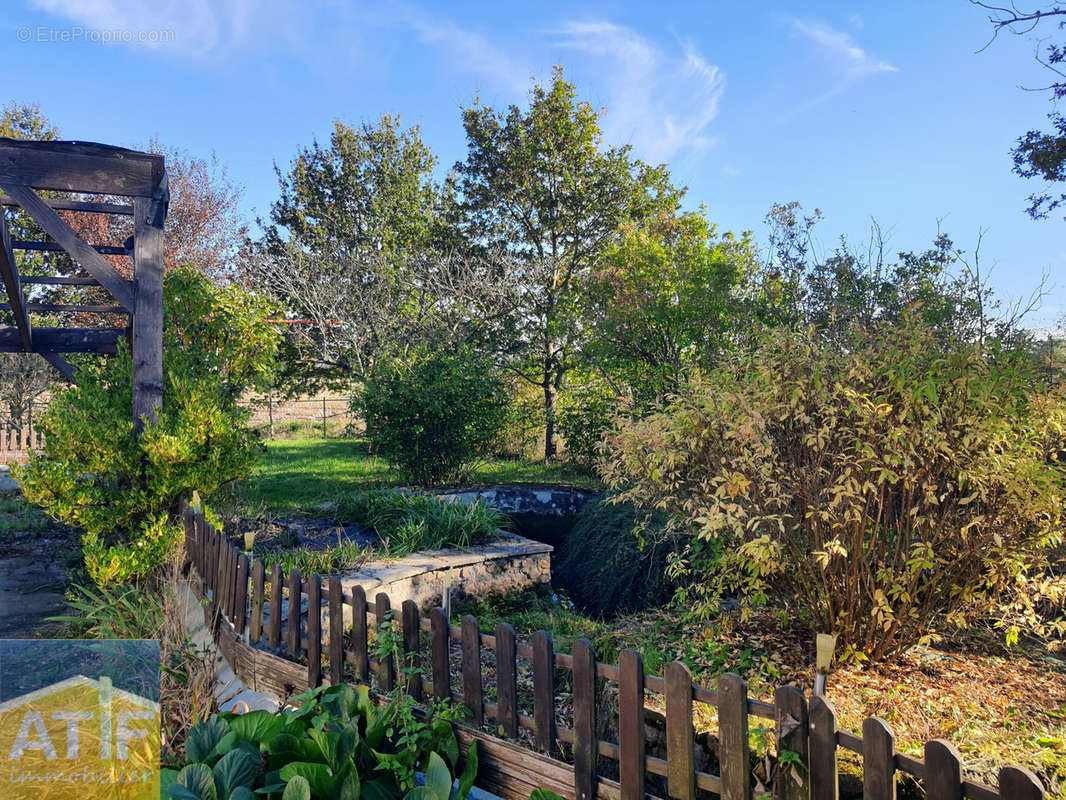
[15,268,278,584]
[602,320,1066,661]
[357,346,509,486]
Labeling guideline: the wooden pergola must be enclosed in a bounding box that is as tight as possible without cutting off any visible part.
[0,139,168,427]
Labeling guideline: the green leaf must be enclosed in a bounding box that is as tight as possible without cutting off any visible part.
[404,788,437,800]
[187,718,231,764]
[279,762,335,797]
[308,728,341,771]
[425,751,453,800]
[529,791,566,800]
[229,788,256,800]
[213,749,260,797]
[362,778,404,800]
[173,763,217,800]
[455,742,478,800]
[282,775,311,800]
[336,769,361,800]
[160,767,180,800]
[229,710,284,746]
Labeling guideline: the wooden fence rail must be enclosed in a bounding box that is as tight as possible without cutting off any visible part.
[0,420,43,461]
[179,501,1048,800]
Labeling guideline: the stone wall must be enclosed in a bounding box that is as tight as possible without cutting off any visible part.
[322,532,552,633]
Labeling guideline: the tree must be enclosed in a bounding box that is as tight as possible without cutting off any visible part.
[975,2,1066,219]
[246,115,450,388]
[585,209,756,403]
[454,67,681,459]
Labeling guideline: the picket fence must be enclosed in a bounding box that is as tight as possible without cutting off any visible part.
[179,501,1049,800]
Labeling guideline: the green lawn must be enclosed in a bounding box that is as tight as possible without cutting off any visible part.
[226,438,600,516]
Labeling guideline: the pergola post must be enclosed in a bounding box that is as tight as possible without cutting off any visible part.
[132,195,164,430]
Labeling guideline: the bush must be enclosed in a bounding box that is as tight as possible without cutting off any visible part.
[556,377,618,470]
[553,498,683,618]
[603,320,1066,661]
[15,268,278,584]
[357,346,509,486]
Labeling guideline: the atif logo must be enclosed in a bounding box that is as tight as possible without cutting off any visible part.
[0,674,160,799]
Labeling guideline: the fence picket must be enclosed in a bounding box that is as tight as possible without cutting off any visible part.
[665,661,695,800]
[808,695,838,800]
[718,673,751,800]
[268,564,282,648]
[375,593,396,692]
[862,717,896,800]
[998,766,1045,799]
[431,607,450,701]
[328,577,343,685]
[924,740,962,800]
[250,560,265,644]
[307,574,322,688]
[496,622,518,739]
[572,638,597,800]
[618,650,645,800]
[532,630,555,754]
[350,586,369,682]
[462,615,483,725]
[774,685,809,800]
[234,554,249,636]
[286,568,302,659]
[402,599,423,701]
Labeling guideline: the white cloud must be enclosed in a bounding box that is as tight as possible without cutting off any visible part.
[788,18,897,78]
[552,21,725,163]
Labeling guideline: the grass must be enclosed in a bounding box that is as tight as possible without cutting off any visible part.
[0,493,54,536]
[227,437,600,515]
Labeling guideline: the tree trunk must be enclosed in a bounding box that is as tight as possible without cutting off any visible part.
[543,367,556,462]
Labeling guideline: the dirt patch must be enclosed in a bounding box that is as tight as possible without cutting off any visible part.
[0,491,79,638]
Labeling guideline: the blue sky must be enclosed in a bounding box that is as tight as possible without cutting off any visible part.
[6,0,1065,327]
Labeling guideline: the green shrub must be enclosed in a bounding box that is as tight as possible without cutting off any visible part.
[603,320,1066,661]
[15,268,279,584]
[357,346,509,486]
[334,490,507,556]
[554,498,684,618]
[556,377,618,470]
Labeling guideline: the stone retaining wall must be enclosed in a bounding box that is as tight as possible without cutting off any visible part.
[322,532,552,632]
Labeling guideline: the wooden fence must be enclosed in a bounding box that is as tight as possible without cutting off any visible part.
[0,419,42,463]
[179,501,1049,800]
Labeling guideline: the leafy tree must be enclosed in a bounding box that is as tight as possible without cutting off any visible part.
[975,2,1066,219]
[585,209,756,403]
[356,346,509,487]
[603,319,1066,662]
[249,115,446,389]
[454,67,682,460]
[15,268,279,584]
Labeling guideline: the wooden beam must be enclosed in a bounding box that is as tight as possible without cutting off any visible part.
[41,352,76,383]
[1,303,127,314]
[0,194,134,216]
[0,210,31,350]
[19,276,101,286]
[0,326,122,354]
[13,240,131,256]
[0,139,163,197]
[132,195,163,429]
[0,184,135,310]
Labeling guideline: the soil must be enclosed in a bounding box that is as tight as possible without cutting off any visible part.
[0,489,78,638]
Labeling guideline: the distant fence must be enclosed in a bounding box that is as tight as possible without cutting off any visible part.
[242,395,352,439]
[180,501,1049,800]
[0,418,43,463]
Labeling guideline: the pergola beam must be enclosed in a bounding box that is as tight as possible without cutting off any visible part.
[0,326,123,354]
[0,194,134,216]
[0,184,135,310]
[0,210,31,351]
[0,139,164,197]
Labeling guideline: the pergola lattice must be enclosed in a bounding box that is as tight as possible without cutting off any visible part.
[0,139,168,426]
